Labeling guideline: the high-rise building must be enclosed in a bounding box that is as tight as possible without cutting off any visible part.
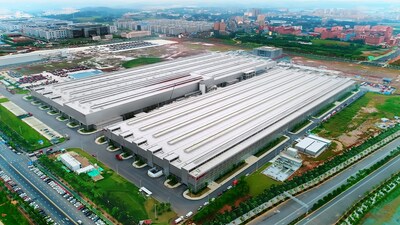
[257,15,266,26]
[251,8,262,17]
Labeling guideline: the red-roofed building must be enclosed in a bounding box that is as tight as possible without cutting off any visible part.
[314,27,327,33]
[270,25,302,35]
[365,35,385,45]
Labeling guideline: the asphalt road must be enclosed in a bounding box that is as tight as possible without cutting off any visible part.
[248,136,400,225]
[297,153,400,225]
[0,141,93,225]
[0,86,365,216]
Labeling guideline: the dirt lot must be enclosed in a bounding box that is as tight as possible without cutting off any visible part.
[290,56,400,90]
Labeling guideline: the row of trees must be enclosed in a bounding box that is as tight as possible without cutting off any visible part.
[312,146,400,211]
[0,177,48,225]
[197,125,400,225]
[38,156,143,225]
[337,170,400,225]
[193,178,249,222]
[235,34,376,60]
[0,121,36,152]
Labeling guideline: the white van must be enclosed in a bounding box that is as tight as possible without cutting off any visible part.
[174,216,184,224]
[185,211,193,219]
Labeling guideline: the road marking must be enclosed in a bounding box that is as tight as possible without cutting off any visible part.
[302,155,400,225]
[273,143,399,225]
[0,153,78,225]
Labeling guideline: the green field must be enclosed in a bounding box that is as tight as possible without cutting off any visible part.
[122,57,162,69]
[39,148,175,225]
[0,98,50,151]
[361,185,400,225]
[231,34,380,60]
[245,163,281,196]
[311,39,351,47]
[0,188,30,225]
[314,93,400,139]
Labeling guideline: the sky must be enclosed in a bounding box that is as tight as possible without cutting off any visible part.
[0,0,399,12]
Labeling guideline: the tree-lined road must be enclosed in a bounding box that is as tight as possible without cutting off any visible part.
[248,137,400,225]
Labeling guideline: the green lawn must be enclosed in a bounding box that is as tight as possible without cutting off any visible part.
[39,148,175,225]
[0,98,50,151]
[315,93,400,139]
[245,162,281,196]
[0,189,30,225]
[311,39,351,47]
[122,57,162,69]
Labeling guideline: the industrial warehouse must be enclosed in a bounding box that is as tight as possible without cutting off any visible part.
[31,52,275,129]
[104,68,355,191]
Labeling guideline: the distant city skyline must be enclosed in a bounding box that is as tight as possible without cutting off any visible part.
[0,0,399,12]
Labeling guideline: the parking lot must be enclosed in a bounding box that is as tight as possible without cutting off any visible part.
[0,140,93,225]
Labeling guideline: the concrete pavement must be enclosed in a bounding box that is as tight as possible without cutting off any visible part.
[0,141,93,225]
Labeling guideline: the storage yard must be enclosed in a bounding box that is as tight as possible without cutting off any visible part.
[104,66,355,191]
[31,52,275,129]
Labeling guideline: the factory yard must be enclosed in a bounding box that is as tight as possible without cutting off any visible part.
[291,55,400,89]
[315,92,400,147]
[40,148,176,225]
[1,36,399,225]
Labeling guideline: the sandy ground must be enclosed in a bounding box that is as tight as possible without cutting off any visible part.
[290,55,400,89]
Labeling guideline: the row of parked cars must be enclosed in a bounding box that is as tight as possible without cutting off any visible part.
[29,165,106,225]
[0,169,56,224]
[107,41,155,51]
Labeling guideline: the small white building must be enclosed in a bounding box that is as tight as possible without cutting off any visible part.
[121,31,151,38]
[295,135,331,157]
[76,165,95,175]
[59,153,81,171]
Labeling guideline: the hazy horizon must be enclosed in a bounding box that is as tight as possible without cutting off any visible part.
[0,0,399,12]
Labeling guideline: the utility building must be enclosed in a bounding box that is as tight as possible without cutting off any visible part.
[59,153,81,171]
[253,46,283,59]
[104,68,355,191]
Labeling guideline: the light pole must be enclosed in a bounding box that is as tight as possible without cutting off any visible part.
[154,203,157,218]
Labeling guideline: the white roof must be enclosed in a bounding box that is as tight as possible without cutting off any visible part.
[59,153,81,167]
[308,134,331,144]
[295,137,327,154]
[108,67,354,178]
[33,52,273,115]
[75,165,95,174]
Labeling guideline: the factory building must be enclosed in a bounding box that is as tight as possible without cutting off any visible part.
[31,53,275,129]
[0,53,46,67]
[104,68,355,191]
[253,46,283,59]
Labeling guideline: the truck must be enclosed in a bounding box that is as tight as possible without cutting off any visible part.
[185,211,193,219]
[174,216,184,224]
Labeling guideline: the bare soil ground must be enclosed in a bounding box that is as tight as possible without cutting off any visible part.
[291,56,400,89]
[218,196,251,214]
